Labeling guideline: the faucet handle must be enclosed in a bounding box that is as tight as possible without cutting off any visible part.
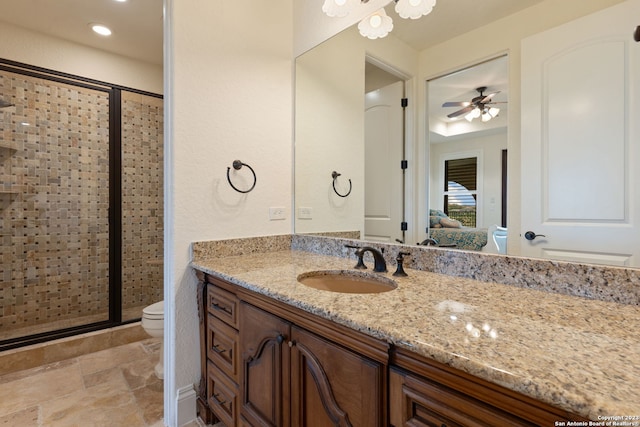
[393,251,410,277]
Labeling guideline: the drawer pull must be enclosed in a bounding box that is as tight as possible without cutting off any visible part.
[211,302,232,315]
[212,344,227,354]
[212,393,227,405]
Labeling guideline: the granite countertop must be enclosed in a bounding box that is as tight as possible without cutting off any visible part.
[191,249,640,420]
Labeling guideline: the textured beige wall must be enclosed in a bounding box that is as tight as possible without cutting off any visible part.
[165,0,293,424]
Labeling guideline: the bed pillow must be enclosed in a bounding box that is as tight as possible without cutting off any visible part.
[429,215,442,227]
[430,209,448,218]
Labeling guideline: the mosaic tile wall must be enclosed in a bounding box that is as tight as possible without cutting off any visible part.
[0,70,111,339]
[121,91,164,320]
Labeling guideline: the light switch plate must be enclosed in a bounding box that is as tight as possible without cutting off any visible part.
[298,207,312,219]
[269,207,286,220]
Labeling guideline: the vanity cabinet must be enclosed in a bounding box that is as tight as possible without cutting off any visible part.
[196,270,587,426]
[196,272,389,426]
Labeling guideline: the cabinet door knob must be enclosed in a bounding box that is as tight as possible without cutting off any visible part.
[288,340,295,348]
[276,334,285,344]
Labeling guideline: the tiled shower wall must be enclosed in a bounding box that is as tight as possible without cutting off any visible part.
[0,68,163,340]
[0,71,111,339]
[121,91,164,319]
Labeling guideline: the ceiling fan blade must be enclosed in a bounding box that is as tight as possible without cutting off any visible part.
[479,91,500,103]
[447,105,475,119]
[442,101,470,108]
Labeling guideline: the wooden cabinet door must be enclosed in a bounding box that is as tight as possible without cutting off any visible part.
[290,326,385,427]
[240,302,291,427]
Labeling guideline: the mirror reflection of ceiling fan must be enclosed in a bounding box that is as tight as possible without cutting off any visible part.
[442,86,506,122]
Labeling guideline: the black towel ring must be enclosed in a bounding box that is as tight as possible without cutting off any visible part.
[227,160,257,193]
[331,171,352,198]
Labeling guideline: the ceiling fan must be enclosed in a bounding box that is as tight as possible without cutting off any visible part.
[442,86,505,122]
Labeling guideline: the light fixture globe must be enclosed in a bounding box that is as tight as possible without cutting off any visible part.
[465,107,481,122]
[395,0,436,20]
[358,8,394,39]
[322,0,356,17]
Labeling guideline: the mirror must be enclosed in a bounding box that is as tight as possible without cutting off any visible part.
[427,55,508,253]
[294,0,640,268]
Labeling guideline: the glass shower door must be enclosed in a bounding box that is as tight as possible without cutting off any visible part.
[0,67,111,344]
[121,90,164,321]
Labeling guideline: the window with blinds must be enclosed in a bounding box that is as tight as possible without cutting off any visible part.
[444,157,477,227]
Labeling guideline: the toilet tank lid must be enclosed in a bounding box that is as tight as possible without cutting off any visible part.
[143,300,164,316]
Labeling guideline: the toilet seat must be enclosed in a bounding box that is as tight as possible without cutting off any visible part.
[143,300,164,319]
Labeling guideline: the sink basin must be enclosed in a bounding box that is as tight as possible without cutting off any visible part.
[297,270,397,294]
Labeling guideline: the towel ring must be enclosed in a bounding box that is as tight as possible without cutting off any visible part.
[331,171,352,198]
[227,160,257,193]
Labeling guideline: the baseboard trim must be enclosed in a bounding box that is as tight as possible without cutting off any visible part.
[176,384,197,427]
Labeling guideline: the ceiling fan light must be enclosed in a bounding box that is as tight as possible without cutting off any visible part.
[322,0,356,17]
[481,110,492,122]
[358,8,393,39]
[465,108,479,122]
[488,107,500,117]
[395,0,436,20]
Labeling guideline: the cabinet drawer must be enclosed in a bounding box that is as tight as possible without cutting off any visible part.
[207,314,239,383]
[207,284,238,328]
[389,368,536,427]
[207,361,238,426]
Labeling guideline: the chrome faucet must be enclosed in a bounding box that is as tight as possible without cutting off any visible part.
[354,246,387,273]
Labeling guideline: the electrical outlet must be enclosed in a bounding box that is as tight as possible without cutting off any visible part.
[269,207,286,220]
[298,207,312,219]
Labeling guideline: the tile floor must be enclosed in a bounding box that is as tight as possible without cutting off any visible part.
[0,338,207,427]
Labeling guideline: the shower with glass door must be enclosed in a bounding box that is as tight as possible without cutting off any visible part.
[0,60,163,350]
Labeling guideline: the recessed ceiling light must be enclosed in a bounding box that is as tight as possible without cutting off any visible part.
[114,0,127,2]
[91,24,112,36]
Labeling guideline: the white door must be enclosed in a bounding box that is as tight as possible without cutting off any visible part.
[521,0,640,266]
[364,81,404,243]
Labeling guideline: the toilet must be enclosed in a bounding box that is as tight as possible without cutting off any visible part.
[142,300,164,379]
